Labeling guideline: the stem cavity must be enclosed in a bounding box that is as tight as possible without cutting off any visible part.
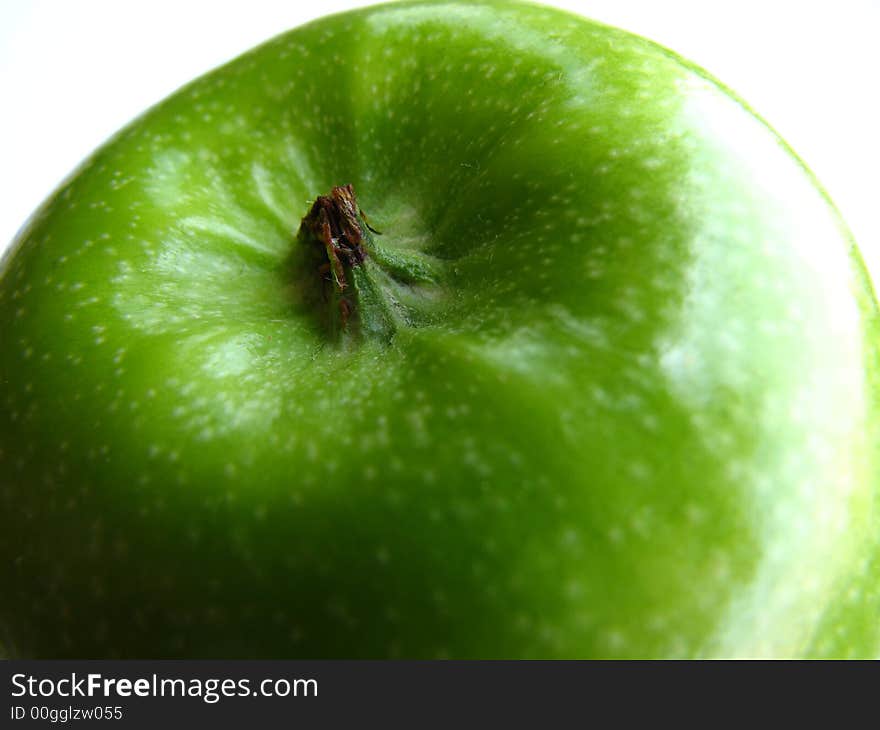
[297,184,445,344]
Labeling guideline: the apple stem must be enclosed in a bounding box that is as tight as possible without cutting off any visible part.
[297,185,396,342]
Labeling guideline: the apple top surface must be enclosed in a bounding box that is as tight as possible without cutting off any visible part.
[0,0,878,659]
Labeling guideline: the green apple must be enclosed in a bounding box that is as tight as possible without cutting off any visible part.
[1,0,878,659]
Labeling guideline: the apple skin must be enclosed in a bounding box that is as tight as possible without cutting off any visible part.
[1,0,878,659]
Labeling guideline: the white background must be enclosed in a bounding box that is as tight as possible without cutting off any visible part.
[1,0,878,287]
